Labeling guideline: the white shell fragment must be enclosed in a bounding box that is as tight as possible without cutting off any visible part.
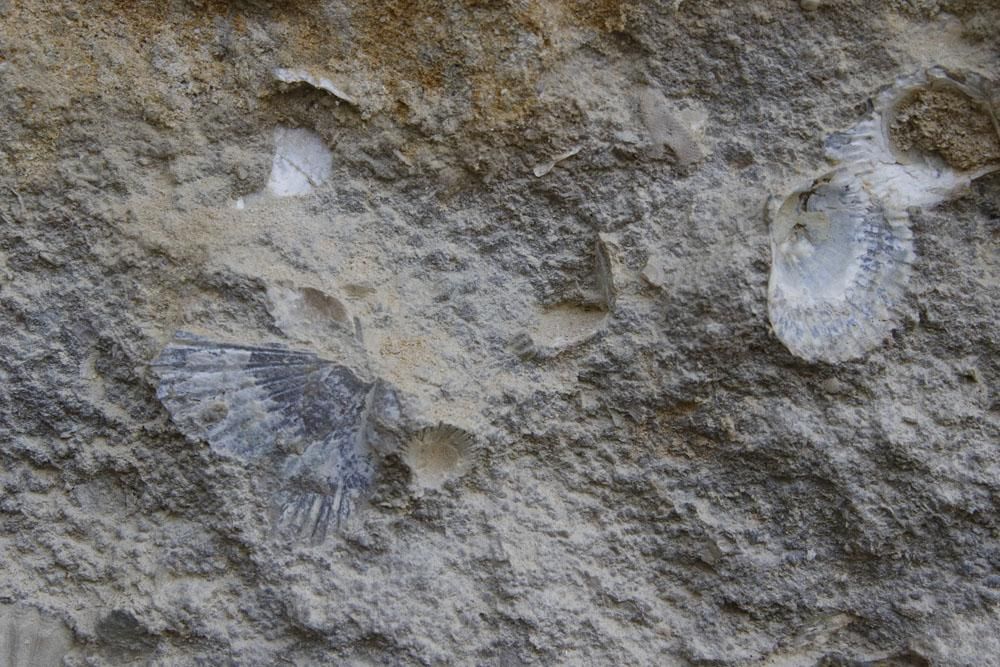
[266,126,333,197]
[768,66,999,363]
[532,145,581,177]
[152,332,379,541]
[274,67,358,106]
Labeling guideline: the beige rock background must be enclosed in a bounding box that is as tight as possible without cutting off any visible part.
[0,0,998,664]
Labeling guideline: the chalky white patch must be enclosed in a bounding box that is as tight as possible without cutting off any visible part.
[0,604,74,667]
[266,126,333,197]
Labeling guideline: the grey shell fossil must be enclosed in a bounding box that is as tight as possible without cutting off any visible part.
[767,170,914,363]
[152,332,379,541]
[400,424,478,491]
[768,66,999,363]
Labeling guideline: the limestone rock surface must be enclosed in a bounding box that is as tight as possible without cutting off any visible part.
[1,1,998,664]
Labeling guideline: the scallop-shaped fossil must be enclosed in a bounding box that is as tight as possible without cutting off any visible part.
[400,424,478,491]
[824,66,999,211]
[830,68,999,165]
[768,66,999,363]
[152,332,381,540]
[0,604,74,667]
[768,170,914,363]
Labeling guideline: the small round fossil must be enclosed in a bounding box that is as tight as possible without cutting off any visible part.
[400,424,478,491]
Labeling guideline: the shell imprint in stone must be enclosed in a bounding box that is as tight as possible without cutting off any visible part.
[152,332,379,542]
[769,66,1000,363]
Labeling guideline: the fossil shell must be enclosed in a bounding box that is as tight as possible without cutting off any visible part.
[637,87,704,168]
[0,604,74,667]
[532,145,581,177]
[274,67,358,106]
[265,281,358,350]
[266,126,333,197]
[768,170,914,363]
[152,332,377,539]
[595,233,622,310]
[824,66,999,211]
[401,424,478,491]
[768,66,998,363]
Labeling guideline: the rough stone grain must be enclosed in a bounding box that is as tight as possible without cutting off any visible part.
[1,1,998,665]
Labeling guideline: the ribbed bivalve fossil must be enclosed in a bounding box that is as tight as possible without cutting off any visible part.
[153,332,399,542]
[401,424,478,491]
[768,66,999,363]
[767,171,915,363]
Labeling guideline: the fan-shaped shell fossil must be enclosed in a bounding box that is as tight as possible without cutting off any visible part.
[768,170,914,363]
[768,66,999,363]
[0,604,74,667]
[152,332,379,541]
[400,424,478,491]
[824,66,999,211]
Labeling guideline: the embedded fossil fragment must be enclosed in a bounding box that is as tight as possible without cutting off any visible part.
[637,87,704,168]
[266,126,333,197]
[265,282,358,348]
[595,233,623,310]
[767,171,914,363]
[509,301,606,362]
[401,424,478,491]
[532,145,581,177]
[274,67,358,106]
[152,332,384,541]
[768,66,999,363]
[0,604,74,666]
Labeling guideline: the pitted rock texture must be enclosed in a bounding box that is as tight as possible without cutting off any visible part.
[1,1,998,665]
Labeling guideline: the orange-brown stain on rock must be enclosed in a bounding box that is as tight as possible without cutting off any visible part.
[349,0,634,130]
[2,0,634,186]
[562,0,633,32]
[351,1,452,91]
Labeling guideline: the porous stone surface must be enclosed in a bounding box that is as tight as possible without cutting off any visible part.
[890,86,1000,171]
[1,1,998,665]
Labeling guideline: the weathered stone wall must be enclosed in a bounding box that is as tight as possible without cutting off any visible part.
[1,1,998,664]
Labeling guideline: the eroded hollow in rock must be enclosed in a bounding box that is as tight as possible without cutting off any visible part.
[889,85,1000,171]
